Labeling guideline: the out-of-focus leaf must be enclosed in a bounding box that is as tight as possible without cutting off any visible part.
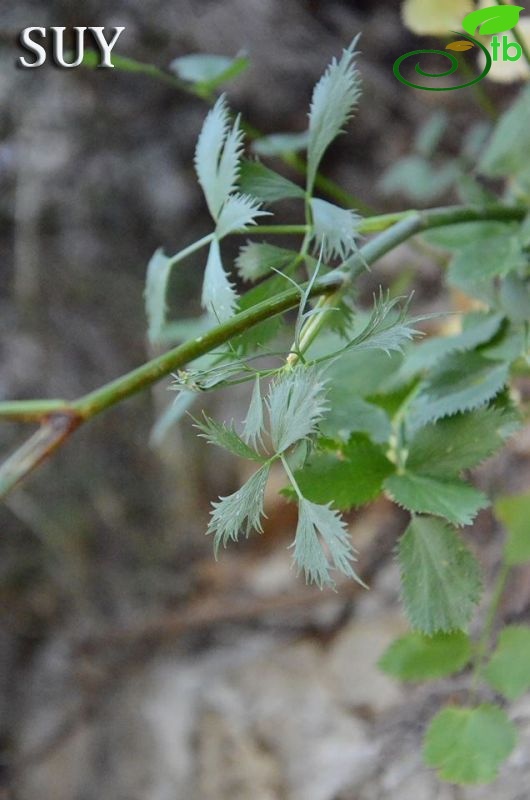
[495,493,530,566]
[379,631,472,681]
[239,160,305,203]
[251,132,310,157]
[169,53,249,88]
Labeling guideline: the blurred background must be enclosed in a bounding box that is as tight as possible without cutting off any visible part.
[1,1,530,798]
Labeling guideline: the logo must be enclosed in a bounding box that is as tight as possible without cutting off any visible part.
[17,27,124,69]
[394,5,525,90]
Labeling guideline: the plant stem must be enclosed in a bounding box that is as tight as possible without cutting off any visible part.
[0,400,72,423]
[243,225,310,236]
[470,561,511,700]
[166,233,215,267]
[0,202,527,498]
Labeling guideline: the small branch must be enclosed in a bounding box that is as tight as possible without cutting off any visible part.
[0,203,527,499]
[0,412,83,498]
[0,399,72,422]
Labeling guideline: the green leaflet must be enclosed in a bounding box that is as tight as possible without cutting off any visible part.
[385,473,489,527]
[207,465,271,555]
[409,352,510,429]
[239,160,305,203]
[320,395,392,444]
[291,497,362,588]
[398,517,482,633]
[380,155,459,204]
[424,705,516,784]
[396,312,504,382]
[292,434,395,511]
[307,36,361,191]
[310,197,361,261]
[448,233,527,289]
[483,626,530,700]
[406,407,509,479]
[251,131,309,157]
[235,242,299,282]
[267,366,328,453]
[194,414,264,462]
[480,84,530,177]
[169,53,249,91]
[144,248,173,344]
[379,631,472,682]
[495,492,530,566]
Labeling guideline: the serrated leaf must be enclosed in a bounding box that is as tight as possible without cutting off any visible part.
[292,434,394,510]
[320,395,392,444]
[396,313,504,382]
[483,626,530,700]
[463,5,524,36]
[415,111,448,159]
[207,465,270,555]
[385,473,488,527]
[169,53,248,88]
[480,85,530,177]
[267,367,328,453]
[307,37,361,191]
[144,248,173,344]
[194,95,236,220]
[448,234,526,289]
[291,498,362,588]
[410,352,510,429]
[239,160,305,203]
[215,193,269,239]
[194,413,264,461]
[398,517,482,633]
[242,377,264,448]
[236,242,299,283]
[495,493,530,566]
[380,155,459,204]
[406,407,508,479]
[379,631,472,682]
[424,705,516,784]
[310,198,361,261]
[201,239,238,322]
[251,131,310,157]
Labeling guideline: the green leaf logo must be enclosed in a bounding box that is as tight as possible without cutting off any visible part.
[462,5,525,36]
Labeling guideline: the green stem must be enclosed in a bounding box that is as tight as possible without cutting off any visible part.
[281,454,304,500]
[243,225,310,236]
[166,233,214,267]
[0,400,71,423]
[470,562,511,699]
[1,203,527,498]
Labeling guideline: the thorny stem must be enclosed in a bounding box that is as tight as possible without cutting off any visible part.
[0,203,527,498]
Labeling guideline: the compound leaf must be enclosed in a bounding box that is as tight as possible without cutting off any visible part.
[424,705,516,784]
[215,193,269,239]
[379,631,472,681]
[398,517,482,633]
